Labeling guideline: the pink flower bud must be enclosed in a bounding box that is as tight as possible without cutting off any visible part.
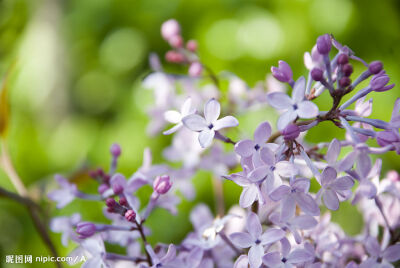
[106,198,117,208]
[169,35,183,48]
[186,40,198,52]
[98,183,109,194]
[165,51,185,63]
[125,210,136,222]
[188,62,203,77]
[153,175,172,194]
[161,19,180,41]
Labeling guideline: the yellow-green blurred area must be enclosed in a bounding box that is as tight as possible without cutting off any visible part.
[0,0,399,266]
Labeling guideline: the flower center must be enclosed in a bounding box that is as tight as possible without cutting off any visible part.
[254,144,260,151]
[208,123,214,129]
[282,258,287,263]
[255,239,261,244]
[293,104,298,110]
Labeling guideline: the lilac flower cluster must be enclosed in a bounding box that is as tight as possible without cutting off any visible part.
[47,22,400,268]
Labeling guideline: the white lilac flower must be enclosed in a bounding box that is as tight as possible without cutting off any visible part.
[266,76,319,130]
[182,98,239,148]
[163,97,196,135]
[229,212,285,268]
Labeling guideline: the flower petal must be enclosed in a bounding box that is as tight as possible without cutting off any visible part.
[248,166,269,182]
[296,193,320,216]
[297,101,319,118]
[214,116,239,130]
[164,110,182,124]
[287,249,313,264]
[277,110,297,131]
[266,92,293,109]
[247,212,262,239]
[331,176,354,191]
[269,185,290,201]
[292,76,306,103]
[239,185,258,208]
[198,129,215,148]
[260,147,275,166]
[204,98,220,124]
[321,167,337,186]
[181,97,195,116]
[326,139,340,164]
[182,114,207,131]
[383,244,400,262]
[290,215,318,230]
[235,139,255,158]
[163,123,183,135]
[365,237,381,257]
[276,161,298,178]
[229,232,253,248]
[248,245,264,268]
[254,121,272,144]
[262,252,281,267]
[323,189,339,210]
[281,195,296,222]
[260,228,285,245]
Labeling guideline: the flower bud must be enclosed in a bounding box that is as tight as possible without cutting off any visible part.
[370,73,391,92]
[337,54,349,65]
[165,51,185,63]
[387,170,400,182]
[377,131,399,147]
[161,19,180,41]
[271,60,293,83]
[106,198,117,208]
[119,197,128,206]
[112,183,124,195]
[339,77,351,88]
[316,34,331,55]
[342,64,353,77]
[98,184,109,194]
[282,124,300,141]
[168,35,183,48]
[153,175,172,194]
[125,210,136,222]
[188,62,203,77]
[311,68,324,81]
[76,222,96,238]
[368,61,383,74]
[186,40,198,52]
[110,143,121,157]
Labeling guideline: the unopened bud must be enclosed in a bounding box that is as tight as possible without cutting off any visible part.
[282,124,300,141]
[76,222,96,238]
[153,175,172,194]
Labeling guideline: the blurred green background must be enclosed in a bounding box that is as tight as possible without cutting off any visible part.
[0,0,399,267]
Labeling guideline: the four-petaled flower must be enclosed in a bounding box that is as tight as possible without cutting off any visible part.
[316,167,354,210]
[266,76,318,130]
[229,212,285,268]
[163,97,196,135]
[182,98,239,147]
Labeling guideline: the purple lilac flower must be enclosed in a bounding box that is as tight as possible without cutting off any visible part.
[351,156,381,205]
[69,234,108,268]
[48,175,79,208]
[271,60,294,85]
[316,167,354,210]
[269,178,320,221]
[262,238,314,268]
[163,98,196,135]
[145,244,182,268]
[229,212,285,268]
[266,76,319,130]
[268,212,318,244]
[50,213,81,246]
[182,98,239,147]
[325,138,357,173]
[359,236,400,268]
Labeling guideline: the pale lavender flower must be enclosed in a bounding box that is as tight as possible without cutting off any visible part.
[359,237,400,268]
[145,244,183,268]
[234,121,273,166]
[269,178,320,221]
[324,139,357,173]
[50,213,81,246]
[304,45,324,71]
[163,98,196,135]
[48,175,79,208]
[316,167,354,210]
[229,212,285,268]
[269,212,318,244]
[262,238,314,268]
[266,77,319,130]
[182,98,239,147]
[69,234,108,268]
[351,156,381,204]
